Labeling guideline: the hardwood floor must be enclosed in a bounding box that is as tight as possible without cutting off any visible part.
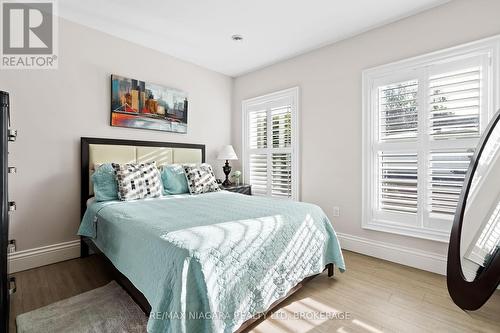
[250,252,500,333]
[9,251,500,333]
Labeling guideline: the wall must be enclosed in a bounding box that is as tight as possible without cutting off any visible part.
[232,0,500,274]
[0,18,232,270]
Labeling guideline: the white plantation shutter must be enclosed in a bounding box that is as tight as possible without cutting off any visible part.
[243,88,299,200]
[428,150,474,217]
[249,110,267,149]
[272,153,292,198]
[379,80,419,140]
[272,106,292,148]
[429,67,481,138]
[249,154,267,195]
[270,106,293,198]
[425,56,487,228]
[363,41,496,241]
[373,77,420,227]
[379,153,418,214]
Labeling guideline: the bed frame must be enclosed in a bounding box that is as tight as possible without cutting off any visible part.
[80,137,334,332]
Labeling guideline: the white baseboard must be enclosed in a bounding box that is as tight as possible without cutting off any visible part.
[337,232,447,275]
[8,240,81,273]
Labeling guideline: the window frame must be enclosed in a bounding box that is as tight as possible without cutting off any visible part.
[242,87,300,201]
[362,36,500,242]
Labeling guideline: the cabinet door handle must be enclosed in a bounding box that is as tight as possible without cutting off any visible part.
[9,277,16,295]
[8,201,16,212]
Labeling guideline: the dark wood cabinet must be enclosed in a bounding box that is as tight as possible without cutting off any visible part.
[221,184,252,195]
[0,90,14,333]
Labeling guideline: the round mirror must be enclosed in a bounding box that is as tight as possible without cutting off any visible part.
[447,109,500,310]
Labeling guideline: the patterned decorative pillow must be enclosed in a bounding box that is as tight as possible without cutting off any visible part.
[183,163,221,195]
[112,162,163,201]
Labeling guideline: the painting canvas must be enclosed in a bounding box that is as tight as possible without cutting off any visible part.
[111,75,188,133]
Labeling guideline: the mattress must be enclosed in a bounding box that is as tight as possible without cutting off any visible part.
[78,191,345,333]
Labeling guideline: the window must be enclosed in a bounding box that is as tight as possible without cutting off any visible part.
[363,37,499,242]
[242,87,299,200]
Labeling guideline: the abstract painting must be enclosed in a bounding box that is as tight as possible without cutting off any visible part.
[111,74,188,133]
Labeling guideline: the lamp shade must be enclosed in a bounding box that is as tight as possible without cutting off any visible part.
[217,145,238,160]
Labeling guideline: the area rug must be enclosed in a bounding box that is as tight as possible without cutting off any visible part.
[16,281,147,333]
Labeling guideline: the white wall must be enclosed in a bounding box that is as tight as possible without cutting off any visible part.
[0,18,232,258]
[232,0,500,273]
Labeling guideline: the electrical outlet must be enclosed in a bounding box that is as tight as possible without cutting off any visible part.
[8,239,16,254]
[333,206,340,217]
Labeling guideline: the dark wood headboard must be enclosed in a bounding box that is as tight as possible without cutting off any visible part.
[80,137,205,219]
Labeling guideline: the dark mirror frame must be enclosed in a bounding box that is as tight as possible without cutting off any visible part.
[447,108,500,310]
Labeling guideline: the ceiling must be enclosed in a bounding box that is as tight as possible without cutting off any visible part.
[58,0,449,77]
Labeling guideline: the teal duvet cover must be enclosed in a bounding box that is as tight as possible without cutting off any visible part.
[78,191,345,333]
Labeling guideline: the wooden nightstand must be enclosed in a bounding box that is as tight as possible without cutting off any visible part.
[221,184,252,195]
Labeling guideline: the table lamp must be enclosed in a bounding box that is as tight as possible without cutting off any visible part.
[217,145,238,186]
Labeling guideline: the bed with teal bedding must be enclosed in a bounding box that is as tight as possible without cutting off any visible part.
[78,190,345,333]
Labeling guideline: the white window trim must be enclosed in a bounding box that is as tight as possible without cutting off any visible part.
[242,87,300,201]
[362,35,500,242]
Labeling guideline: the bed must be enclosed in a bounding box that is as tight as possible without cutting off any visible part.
[78,137,345,333]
